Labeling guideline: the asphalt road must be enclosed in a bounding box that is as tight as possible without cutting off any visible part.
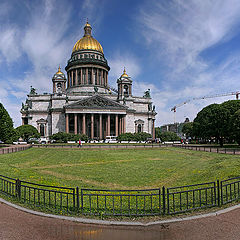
[1,202,240,240]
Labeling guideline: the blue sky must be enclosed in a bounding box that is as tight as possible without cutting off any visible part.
[1,0,240,127]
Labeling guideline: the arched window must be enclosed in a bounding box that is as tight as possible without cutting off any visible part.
[73,72,76,85]
[88,69,92,84]
[40,124,45,136]
[57,83,62,88]
[124,85,129,95]
[98,70,102,85]
[94,69,97,85]
[138,124,142,133]
[82,68,86,84]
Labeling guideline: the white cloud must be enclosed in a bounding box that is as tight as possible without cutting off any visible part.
[108,52,141,87]
[0,28,21,63]
[133,0,240,125]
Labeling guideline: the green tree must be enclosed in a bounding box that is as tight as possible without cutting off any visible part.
[49,132,88,143]
[15,125,40,142]
[155,127,161,138]
[193,103,230,147]
[230,109,240,145]
[117,133,134,142]
[182,122,194,138]
[158,131,181,142]
[0,103,16,143]
[133,132,152,142]
[221,100,240,140]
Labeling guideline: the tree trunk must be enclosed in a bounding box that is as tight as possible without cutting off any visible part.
[219,137,223,147]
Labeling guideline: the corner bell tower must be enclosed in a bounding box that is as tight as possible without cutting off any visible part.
[52,66,66,95]
[117,68,132,99]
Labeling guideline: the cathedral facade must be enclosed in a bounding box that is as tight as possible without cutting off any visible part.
[21,22,156,140]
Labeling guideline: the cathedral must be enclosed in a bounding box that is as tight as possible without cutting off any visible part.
[21,21,156,140]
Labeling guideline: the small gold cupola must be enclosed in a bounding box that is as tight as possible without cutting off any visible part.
[121,67,129,78]
[56,65,63,75]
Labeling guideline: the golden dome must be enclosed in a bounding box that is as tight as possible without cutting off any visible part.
[121,68,129,77]
[56,66,63,74]
[72,21,103,54]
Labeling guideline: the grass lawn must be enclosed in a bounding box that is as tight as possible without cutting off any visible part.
[0,147,240,190]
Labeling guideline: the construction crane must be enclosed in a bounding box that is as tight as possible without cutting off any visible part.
[171,91,240,123]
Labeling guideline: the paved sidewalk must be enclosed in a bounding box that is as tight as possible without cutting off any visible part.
[1,201,240,240]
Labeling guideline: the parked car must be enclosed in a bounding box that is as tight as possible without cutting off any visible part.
[105,136,118,143]
[28,138,39,144]
[39,137,47,144]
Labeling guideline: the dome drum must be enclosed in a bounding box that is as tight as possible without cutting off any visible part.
[66,21,110,90]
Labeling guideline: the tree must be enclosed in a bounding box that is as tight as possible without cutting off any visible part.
[155,127,161,138]
[182,122,194,138]
[117,133,134,142]
[15,125,40,142]
[49,132,88,143]
[158,131,181,142]
[133,132,152,142]
[193,103,230,147]
[0,103,16,143]
[230,109,240,145]
[221,100,240,140]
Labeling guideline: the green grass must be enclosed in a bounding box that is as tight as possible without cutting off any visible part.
[0,147,240,189]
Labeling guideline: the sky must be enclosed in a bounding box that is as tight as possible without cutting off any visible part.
[1,0,240,127]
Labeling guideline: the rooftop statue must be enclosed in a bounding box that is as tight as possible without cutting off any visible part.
[144,89,151,98]
[30,86,37,95]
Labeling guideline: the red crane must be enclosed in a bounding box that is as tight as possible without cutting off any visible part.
[171,91,240,122]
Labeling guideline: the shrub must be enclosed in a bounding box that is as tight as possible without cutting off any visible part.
[15,125,40,142]
[50,132,88,143]
[117,133,134,142]
[133,132,152,142]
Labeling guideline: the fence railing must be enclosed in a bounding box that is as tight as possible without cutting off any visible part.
[32,144,172,149]
[174,144,240,155]
[0,174,240,217]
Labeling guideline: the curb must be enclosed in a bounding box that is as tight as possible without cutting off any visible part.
[1,197,240,226]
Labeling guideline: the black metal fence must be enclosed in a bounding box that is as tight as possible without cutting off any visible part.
[174,144,240,155]
[1,174,240,217]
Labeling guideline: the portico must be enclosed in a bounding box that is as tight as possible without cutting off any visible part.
[65,94,127,139]
[65,112,126,139]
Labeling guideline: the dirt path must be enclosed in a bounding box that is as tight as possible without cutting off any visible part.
[1,201,240,240]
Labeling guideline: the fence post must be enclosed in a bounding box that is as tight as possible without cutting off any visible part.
[15,179,21,199]
[162,186,166,215]
[217,180,220,206]
[81,189,83,210]
[76,187,79,210]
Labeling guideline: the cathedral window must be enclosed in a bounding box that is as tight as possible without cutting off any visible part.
[98,70,102,85]
[124,85,129,96]
[73,72,76,85]
[40,124,45,136]
[102,70,105,85]
[138,124,142,133]
[93,69,97,85]
[82,68,86,84]
[77,70,81,85]
[88,69,92,84]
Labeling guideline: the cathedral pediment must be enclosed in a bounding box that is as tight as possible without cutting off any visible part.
[65,94,128,110]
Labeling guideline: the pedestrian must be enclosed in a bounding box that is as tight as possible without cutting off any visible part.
[78,138,82,148]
